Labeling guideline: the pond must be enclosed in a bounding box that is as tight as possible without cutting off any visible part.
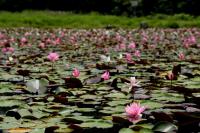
[0,28,199,133]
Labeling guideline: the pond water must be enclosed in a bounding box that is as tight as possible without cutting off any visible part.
[0,28,199,133]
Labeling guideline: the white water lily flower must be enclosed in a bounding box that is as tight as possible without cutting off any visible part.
[100,55,111,62]
[118,53,123,59]
[126,77,141,90]
[35,80,40,90]
[9,57,13,61]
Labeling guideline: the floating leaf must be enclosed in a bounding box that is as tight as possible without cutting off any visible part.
[173,112,200,133]
[53,95,68,104]
[112,116,132,125]
[0,100,24,108]
[17,69,30,77]
[45,126,59,133]
[151,112,173,123]
[26,78,48,94]
[79,120,113,128]
[119,128,134,133]
[6,110,21,120]
[7,128,32,133]
[84,76,102,85]
[141,100,164,109]
[152,121,177,133]
[64,77,83,88]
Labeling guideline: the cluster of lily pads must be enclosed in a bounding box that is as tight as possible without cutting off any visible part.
[0,28,200,133]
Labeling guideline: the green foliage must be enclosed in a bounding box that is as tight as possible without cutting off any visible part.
[0,11,200,28]
[166,22,180,29]
[0,0,200,16]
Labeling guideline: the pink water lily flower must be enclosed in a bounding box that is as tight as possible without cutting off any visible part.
[72,68,80,77]
[101,71,110,80]
[65,64,70,69]
[128,42,136,49]
[125,53,132,62]
[119,43,126,50]
[2,47,14,54]
[189,35,196,44]
[134,50,141,58]
[178,52,185,60]
[39,43,45,49]
[55,38,61,44]
[8,47,14,53]
[127,77,141,90]
[142,37,148,44]
[21,37,27,43]
[125,102,145,122]
[1,48,7,53]
[47,52,59,62]
[167,71,174,80]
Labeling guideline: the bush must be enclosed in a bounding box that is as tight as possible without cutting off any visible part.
[140,21,149,29]
[173,14,194,20]
[166,22,180,28]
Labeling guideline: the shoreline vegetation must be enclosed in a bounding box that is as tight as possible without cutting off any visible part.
[0,11,200,28]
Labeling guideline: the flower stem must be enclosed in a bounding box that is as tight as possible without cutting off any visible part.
[52,62,54,70]
[170,79,172,89]
[131,86,135,100]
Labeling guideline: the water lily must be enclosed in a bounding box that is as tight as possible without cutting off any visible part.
[8,47,14,53]
[188,35,196,44]
[178,52,185,60]
[39,43,45,49]
[72,68,80,78]
[65,64,70,69]
[101,71,110,80]
[119,43,126,50]
[55,38,61,45]
[167,71,175,89]
[2,47,14,54]
[47,52,59,70]
[183,35,196,48]
[2,48,7,53]
[134,50,141,58]
[127,77,141,90]
[47,52,59,62]
[142,37,148,44]
[100,55,110,62]
[167,71,174,80]
[125,102,145,122]
[21,37,27,43]
[125,53,132,62]
[118,53,123,59]
[128,42,136,49]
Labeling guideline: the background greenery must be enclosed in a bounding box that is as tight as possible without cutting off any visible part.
[0,11,199,28]
[0,0,200,28]
[0,0,199,16]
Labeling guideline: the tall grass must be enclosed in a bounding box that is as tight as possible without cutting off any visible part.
[0,11,199,28]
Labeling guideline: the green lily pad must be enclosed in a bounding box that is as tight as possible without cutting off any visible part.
[0,100,25,107]
[79,120,113,128]
[141,100,164,109]
[105,92,127,99]
[26,78,49,94]
[153,121,177,133]
[151,91,184,103]
[29,128,45,133]
[119,128,134,133]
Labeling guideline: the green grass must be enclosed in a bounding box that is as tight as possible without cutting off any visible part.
[0,11,200,28]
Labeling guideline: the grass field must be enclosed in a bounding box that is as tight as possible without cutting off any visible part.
[0,11,200,28]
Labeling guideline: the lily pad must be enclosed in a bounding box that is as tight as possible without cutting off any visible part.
[152,121,177,133]
[79,120,113,128]
[26,78,49,94]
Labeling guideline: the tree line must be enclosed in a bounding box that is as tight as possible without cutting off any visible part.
[0,0,199,16]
